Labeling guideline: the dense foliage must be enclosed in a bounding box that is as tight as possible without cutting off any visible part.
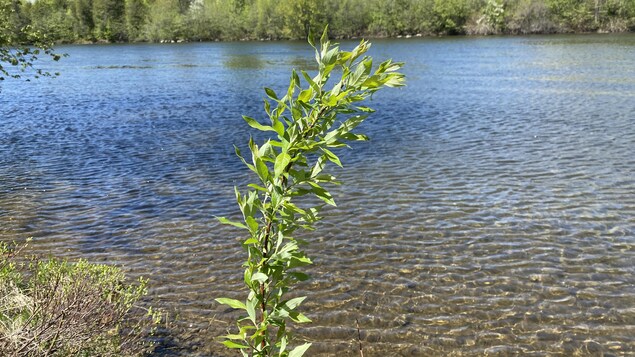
[2,0,635,43]
[0,0,63,80]
[216,29,405,356]
[0,241,162,356]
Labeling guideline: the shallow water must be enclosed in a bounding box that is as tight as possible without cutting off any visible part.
[1,34,634,356]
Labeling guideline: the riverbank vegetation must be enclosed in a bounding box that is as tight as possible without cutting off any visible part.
[2,0,635,44]
[0,241,161,356]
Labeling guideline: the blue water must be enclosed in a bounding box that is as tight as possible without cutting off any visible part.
[1,34,634,356]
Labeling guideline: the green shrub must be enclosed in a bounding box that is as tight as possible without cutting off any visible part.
[0,241,161,356]
[216,28,404,357]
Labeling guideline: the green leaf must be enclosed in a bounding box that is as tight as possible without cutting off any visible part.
[307,27,315,48]
[289,343,312,357]
[272,117,285,136]
[223,334,245,340]
[216,298,246,310]
[245,216,259,233]
[361,75,382,89]
[243,268,252,286]
[292,70,301,88]
[222,340,250,349]
[298,88,312,103]
[243,115,276,132]
[356,106,375,113]
[322,46,339,68]
[235,145,256,172]
[246,297,257,323]
[311,155,326,178]
[290,312,312,323]
[274,152,292,178]
[319,25,329,47]
[321,148,342,168]
[258,140,273,158]
[247,183,268,192]
[217,217,248,230]
[279,335,288,355]
[243,238,259,245]
[384,73,406,87]
[339,130,369,141]
[313,174,338,184]
[283,296,306,310]
[338,51,352,63]
[264,98,271,115]
[255,158,269,182]
[326,94,338,107]
[251,272,268,283]
[288,253,313,268]
[301,70,320,93]
[265,87,278,100]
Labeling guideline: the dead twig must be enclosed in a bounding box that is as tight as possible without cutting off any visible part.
[356,318,364,357]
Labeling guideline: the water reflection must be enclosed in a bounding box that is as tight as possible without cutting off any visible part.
[223,54,266,69]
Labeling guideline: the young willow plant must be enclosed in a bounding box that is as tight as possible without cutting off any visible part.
[216,28,405,357]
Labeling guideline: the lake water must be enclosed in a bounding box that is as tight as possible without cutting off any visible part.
[1,34,634,356]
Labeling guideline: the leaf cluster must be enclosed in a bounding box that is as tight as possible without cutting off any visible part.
[0,0,64,81]
[216,28,404,357]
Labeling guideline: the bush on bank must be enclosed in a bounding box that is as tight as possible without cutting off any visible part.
[0,241,161,356]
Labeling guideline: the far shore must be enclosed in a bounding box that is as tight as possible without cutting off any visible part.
[54,29,635,46]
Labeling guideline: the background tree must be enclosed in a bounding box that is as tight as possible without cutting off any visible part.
[432,0,471,34]
[1,0,62,81]
[92,0,126,41]
[125,0,148,41]
[71,0,95,40]
[4,0,635,44]
[547,0,595,31]
[278,0,327,39]
[324,0,371,39]
[143,0,183,41]
[22,0,75,42]
[252,0,283,39]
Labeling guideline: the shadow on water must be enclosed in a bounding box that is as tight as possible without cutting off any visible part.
[223,54,266,69]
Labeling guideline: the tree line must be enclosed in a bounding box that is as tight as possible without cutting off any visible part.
[3,0,635,44]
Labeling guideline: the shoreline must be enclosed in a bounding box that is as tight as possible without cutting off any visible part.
[55,29,635,46]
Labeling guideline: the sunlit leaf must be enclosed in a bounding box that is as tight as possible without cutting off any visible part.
[289,343,312,357]
[298,88,312,103]
[255,158,269,182]
[217,217,248,230]
[283,296,306,310]
[222,340,250,349]
[216,298,246,310]
[243,115,276,132]
[246,297,257,324]
[274,152,291,178]
[251,272,268,283]
[320,148,342,168]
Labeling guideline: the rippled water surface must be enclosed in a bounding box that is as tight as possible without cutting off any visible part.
[1,34,634,356]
